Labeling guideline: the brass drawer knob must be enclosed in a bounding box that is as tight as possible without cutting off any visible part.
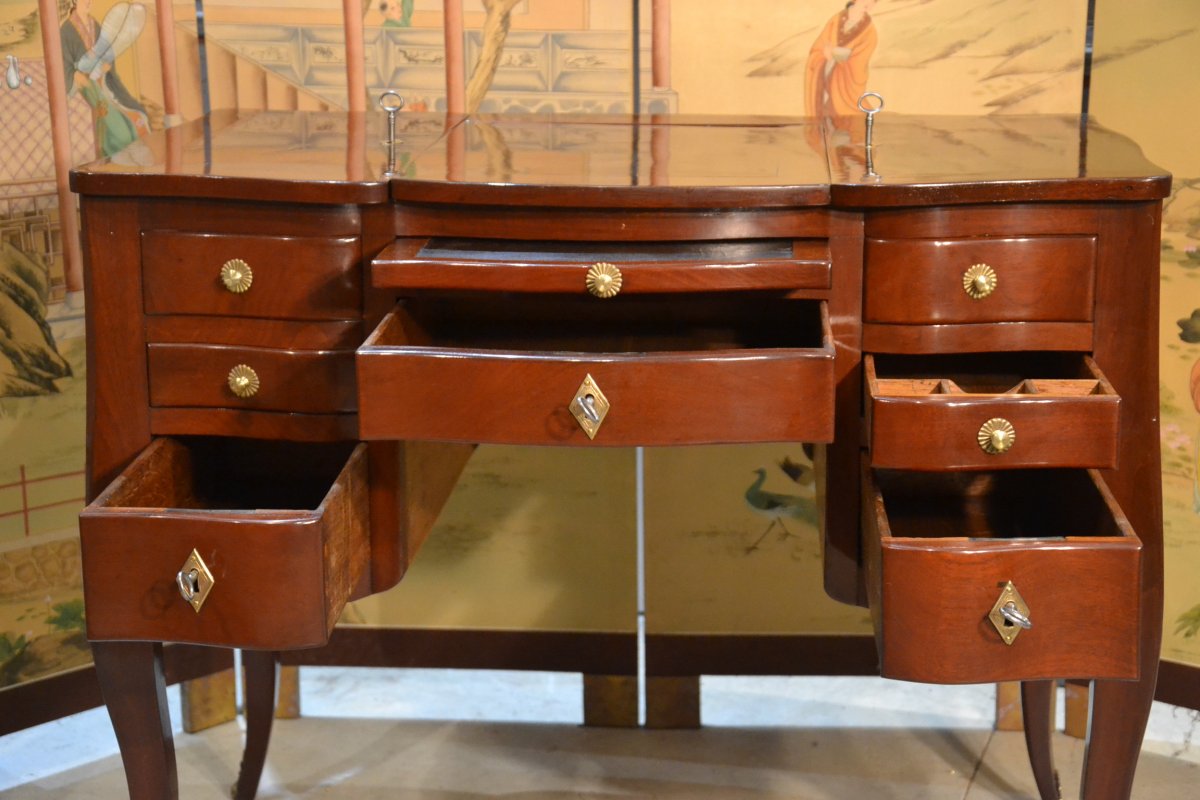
[977,417,1015,454]
[176,549,214,613]
[227,364,260,398]
[220,258,253,293]
[570,374,610,439]
[962,263,997,300]
[989,581,1031,645]
[585,262,622,299]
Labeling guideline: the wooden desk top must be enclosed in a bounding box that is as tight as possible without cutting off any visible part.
[70,110,1169,207]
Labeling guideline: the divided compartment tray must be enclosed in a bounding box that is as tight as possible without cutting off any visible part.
[80,438,368,649]
[356,295,835,446]
[866,352,1119,470]
[864,467,1142,684]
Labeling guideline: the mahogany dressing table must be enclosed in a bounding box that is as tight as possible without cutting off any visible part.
[70,109,1170,799]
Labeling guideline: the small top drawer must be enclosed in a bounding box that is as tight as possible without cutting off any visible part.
[142,231,361,320]
[371,237,831,295]
[864,235,1096,325]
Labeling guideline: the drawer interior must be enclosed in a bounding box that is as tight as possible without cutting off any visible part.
[102,437,358,512]
[872,469,1131,542]
[868,352,1113,398]
[415,238,798,263]
[372,295,827,354]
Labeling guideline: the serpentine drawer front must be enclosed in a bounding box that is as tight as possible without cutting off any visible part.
[863,235,1096,325]
[79,438,368,650]
[371,237,832,294]
[863,467,1142,685]
[147,343,357,414]
[141,231,362,320]
[865,353,1119,471]
[356,296,835,446]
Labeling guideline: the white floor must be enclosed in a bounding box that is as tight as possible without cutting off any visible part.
[2,670,1199,798]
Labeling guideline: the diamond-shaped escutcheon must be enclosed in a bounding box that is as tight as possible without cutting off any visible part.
[176,549,215,613]
[570,374,610,440]
[988,581,1031,646]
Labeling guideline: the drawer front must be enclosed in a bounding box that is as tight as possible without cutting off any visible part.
[864,468,1141,684]
[142,231,361,320]
[148,343,356,414]
[864,236,1095,325]
[356,302,835,446]
[866,355,1119,470]
[80,439,368,649]
[372,237,831,294]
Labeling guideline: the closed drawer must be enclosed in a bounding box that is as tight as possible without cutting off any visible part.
[148,343,356,414]
[371,237,831,294]
[864,468,1141,684]
[866,353,1119,470]
[80,438,368,649]
[142,231,361,320]
[357,296,835,446]
[864,235,1095,325]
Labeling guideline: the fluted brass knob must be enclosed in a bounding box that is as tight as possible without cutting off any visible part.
[977,417,1016,455]
[220,258,253,293]
[962,263,997,300]
[227,364,260,398]
[585,262,622,299]
[960,262,998,299]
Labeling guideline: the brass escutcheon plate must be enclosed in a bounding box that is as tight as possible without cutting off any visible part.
[988,581,1031,645]
[570,374,610,439]
[177,548,215,613]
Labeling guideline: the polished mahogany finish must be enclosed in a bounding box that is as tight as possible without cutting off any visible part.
[866,354,1120,471]
[372,237,832,294]
[357,298,835,446]
[71,110,1170,800]
[863,468,1142,684]
[80,439,369,649]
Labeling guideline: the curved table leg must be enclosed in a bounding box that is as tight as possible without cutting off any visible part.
[1021,680,1060,800]
[1078,562,1162,800]
[92,641,178,800]
[233,650,279,800]
[1079,675,1157,800]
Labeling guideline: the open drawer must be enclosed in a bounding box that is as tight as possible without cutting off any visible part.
[80,438,368,649]
[357,296,835,446]
[864,467,1142,684]
[371,237,831,294]
[866,353,1119,470]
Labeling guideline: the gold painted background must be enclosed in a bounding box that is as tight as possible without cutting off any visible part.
[2,0,1196,698]
[1090,0,1200,668]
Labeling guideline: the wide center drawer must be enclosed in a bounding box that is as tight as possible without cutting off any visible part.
[356,296,835,446]
[866,353,1119,470]
[80,438,368,649]
[864,467,1142,684]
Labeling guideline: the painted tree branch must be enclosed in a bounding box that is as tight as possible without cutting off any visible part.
[465,0,522,113]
